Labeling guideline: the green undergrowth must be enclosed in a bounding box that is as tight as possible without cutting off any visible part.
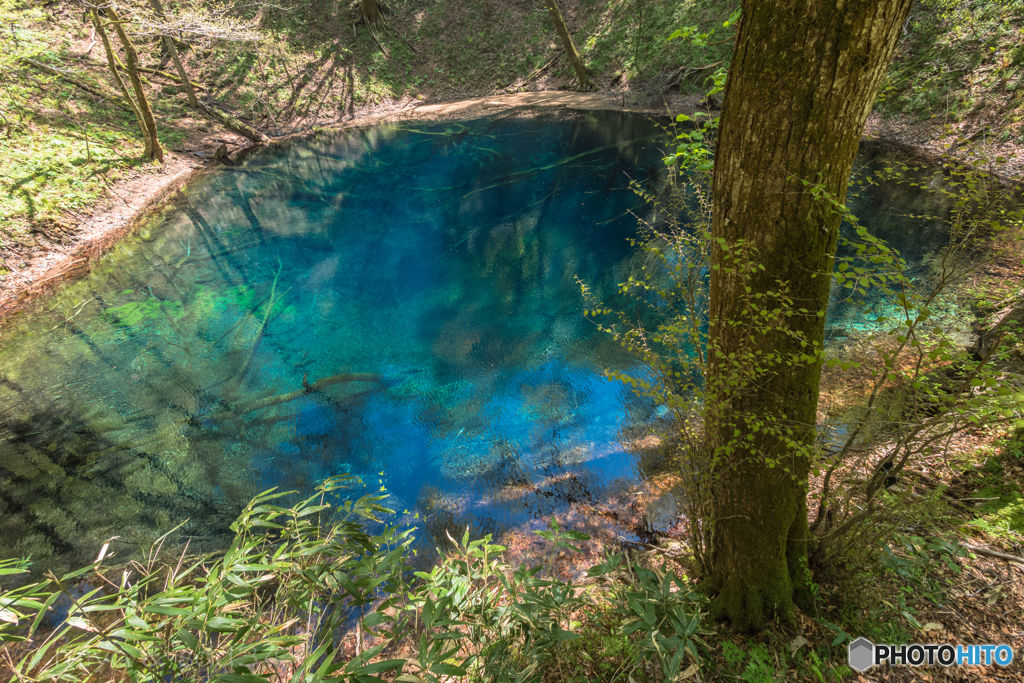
[577,0,737,92]
[0,0,190,246]
[959,428,1024,537]
[4,461,1019,683]
[878,0,1024,139]
[0,476,718,683]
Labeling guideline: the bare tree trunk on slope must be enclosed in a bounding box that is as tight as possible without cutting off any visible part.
[543,0,594,91]
[361,0,383,30]
[147,0,198,108]
[91,9,150,156]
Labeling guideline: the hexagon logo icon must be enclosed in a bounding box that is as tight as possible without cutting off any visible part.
[849,637,875,672]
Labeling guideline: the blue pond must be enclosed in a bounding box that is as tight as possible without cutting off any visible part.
[0,111,954,571]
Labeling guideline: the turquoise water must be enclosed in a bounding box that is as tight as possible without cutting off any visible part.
[0,113,954,571]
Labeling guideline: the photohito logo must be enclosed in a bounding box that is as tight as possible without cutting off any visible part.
[848,637,1015,672]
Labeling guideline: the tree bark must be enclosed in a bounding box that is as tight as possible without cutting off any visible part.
[106,6,163,162]
[147,0,198,108]
[704,0,913,630]
[543,0,594,91]
[361,0,383,29]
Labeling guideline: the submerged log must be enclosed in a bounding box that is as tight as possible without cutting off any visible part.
[214,372,381,420]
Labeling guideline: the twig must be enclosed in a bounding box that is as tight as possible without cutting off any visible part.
[80,25,96,57]
[30,260,88,288]
[137,66,207,90]
[959,543,1024,566]
[2,260,29,281]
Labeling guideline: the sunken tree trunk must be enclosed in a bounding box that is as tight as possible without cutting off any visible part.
[147,0,198,108]
[543,0,594,91]
[106,5,163,162]
[704,0,913,630]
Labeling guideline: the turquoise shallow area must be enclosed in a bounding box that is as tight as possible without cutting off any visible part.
[0,113,955,571]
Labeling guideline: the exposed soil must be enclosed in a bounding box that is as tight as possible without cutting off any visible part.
[863,109,1024,182]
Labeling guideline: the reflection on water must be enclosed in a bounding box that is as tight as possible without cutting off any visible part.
[0,114,956,573]
[0,112,676,571]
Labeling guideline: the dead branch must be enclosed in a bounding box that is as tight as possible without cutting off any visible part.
[137,66,206,90]
[959,543,1024,566]
[19,58,133,111]
[502,53,560,93]
[198,99,270,144]
[661,60,724,93]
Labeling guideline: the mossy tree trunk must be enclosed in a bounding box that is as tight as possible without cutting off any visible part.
[543,0,594,91]
[105,5,163,162]
[91,9,148,146]
[704,0,913,631]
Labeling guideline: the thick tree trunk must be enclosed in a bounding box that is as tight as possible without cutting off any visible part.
[106,6,163,162]
[147,0,198,108]
[361,0,383,29]
[543,0,594,91]
[704,0,912,630]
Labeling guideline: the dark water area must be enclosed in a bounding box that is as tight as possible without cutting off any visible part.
[0,111,957,573]
[828,140,970,337]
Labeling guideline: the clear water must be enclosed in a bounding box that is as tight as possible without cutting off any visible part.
[0,113,955,572]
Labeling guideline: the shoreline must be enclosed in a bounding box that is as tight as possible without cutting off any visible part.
[1,90,1018,327]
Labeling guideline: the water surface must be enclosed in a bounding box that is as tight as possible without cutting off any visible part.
[0,112,956,571]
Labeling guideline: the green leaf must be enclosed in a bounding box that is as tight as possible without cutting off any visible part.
[206,616,246,632]
[143,605,193,616]
[353,658,407,675]
[430,663,467,676]
[215,674,273,683]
